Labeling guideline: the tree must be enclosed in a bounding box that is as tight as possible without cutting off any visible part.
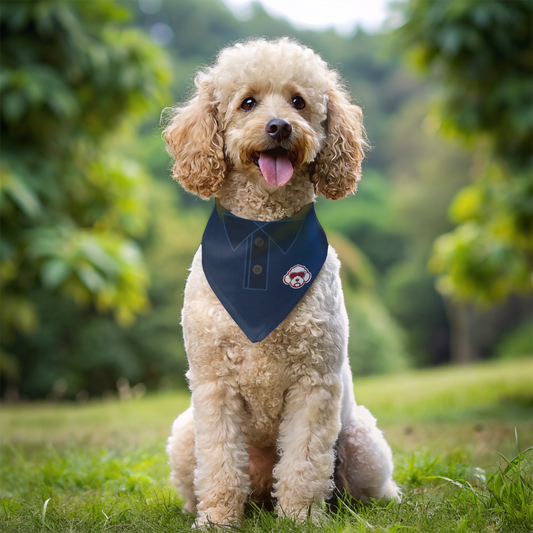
[0,0,170,393]
[396,0,532,306]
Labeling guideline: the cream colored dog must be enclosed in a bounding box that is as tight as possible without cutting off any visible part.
[164,38,398,526]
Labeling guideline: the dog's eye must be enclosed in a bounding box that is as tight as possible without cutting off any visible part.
[241,97,256,111]
[292,96,305,110]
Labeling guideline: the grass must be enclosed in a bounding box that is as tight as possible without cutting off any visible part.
[1,357,532,532]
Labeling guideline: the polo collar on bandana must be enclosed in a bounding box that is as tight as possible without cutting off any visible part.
[201,199,328,343]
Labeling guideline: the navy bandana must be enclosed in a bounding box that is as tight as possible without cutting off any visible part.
[201,200,328,343]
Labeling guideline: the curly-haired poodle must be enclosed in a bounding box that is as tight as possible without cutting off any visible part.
[164,38,398,526]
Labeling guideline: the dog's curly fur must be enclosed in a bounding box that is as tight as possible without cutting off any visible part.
[164,38,399,526]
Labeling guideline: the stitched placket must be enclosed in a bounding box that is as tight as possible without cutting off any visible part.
[243,230,269,290]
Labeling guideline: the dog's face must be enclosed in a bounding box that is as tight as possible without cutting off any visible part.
[222,85,324,188]
[164,38,366,200]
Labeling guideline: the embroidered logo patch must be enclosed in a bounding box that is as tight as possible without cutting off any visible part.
[283,265,312,289]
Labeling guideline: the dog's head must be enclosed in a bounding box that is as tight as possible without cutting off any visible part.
[164,38,366,200]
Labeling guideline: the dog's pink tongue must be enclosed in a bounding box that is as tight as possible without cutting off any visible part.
[258,151,293,186]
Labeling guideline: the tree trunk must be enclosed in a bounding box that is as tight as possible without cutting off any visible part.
[444,298,479,364]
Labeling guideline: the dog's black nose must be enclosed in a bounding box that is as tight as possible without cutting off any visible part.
[265,118,292,141]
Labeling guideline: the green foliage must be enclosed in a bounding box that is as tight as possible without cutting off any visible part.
[397,0,532,165]
[0,0,170,334]
[6,178,205,399]
[430,162,532,303]
[431,219,530,304]
[384,258,448,365]
[396,0,533,305]
[317,170,406,273]
[428,445,533,529]
[495,320,533,359]
[345,292,409,376]
[325,231,410,375]
[0,0,171,395]
[484,446,533,525]
[382,99,473,363]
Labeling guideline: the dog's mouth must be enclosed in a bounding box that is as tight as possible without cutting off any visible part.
[252,148,295,187]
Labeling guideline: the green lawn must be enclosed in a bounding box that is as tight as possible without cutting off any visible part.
[1,357,532,532]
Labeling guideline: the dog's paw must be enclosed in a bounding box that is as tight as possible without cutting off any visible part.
[276,502,326,525]
[193,508,241,529]
[379,479,402,503]
[192,517,216,530]
[182,499,197,515]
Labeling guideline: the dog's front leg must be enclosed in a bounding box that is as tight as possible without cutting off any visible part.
[273,377,342,521]
[191,378,249,527]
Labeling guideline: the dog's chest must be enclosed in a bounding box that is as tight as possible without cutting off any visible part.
[231,346,290,446]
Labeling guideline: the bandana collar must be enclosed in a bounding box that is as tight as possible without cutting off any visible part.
[201,200,328,343]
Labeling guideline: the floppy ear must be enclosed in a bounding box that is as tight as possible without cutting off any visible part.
[163,76,226,199]
[310,86,367,200]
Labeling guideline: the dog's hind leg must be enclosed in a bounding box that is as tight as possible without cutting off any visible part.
[335,405,399,502]
[335,362,399,502]
[167,406,197,514]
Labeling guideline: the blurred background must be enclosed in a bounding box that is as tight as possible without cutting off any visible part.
[1,0,531,401]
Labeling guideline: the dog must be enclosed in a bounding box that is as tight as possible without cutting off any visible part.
[164,38,398,526]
